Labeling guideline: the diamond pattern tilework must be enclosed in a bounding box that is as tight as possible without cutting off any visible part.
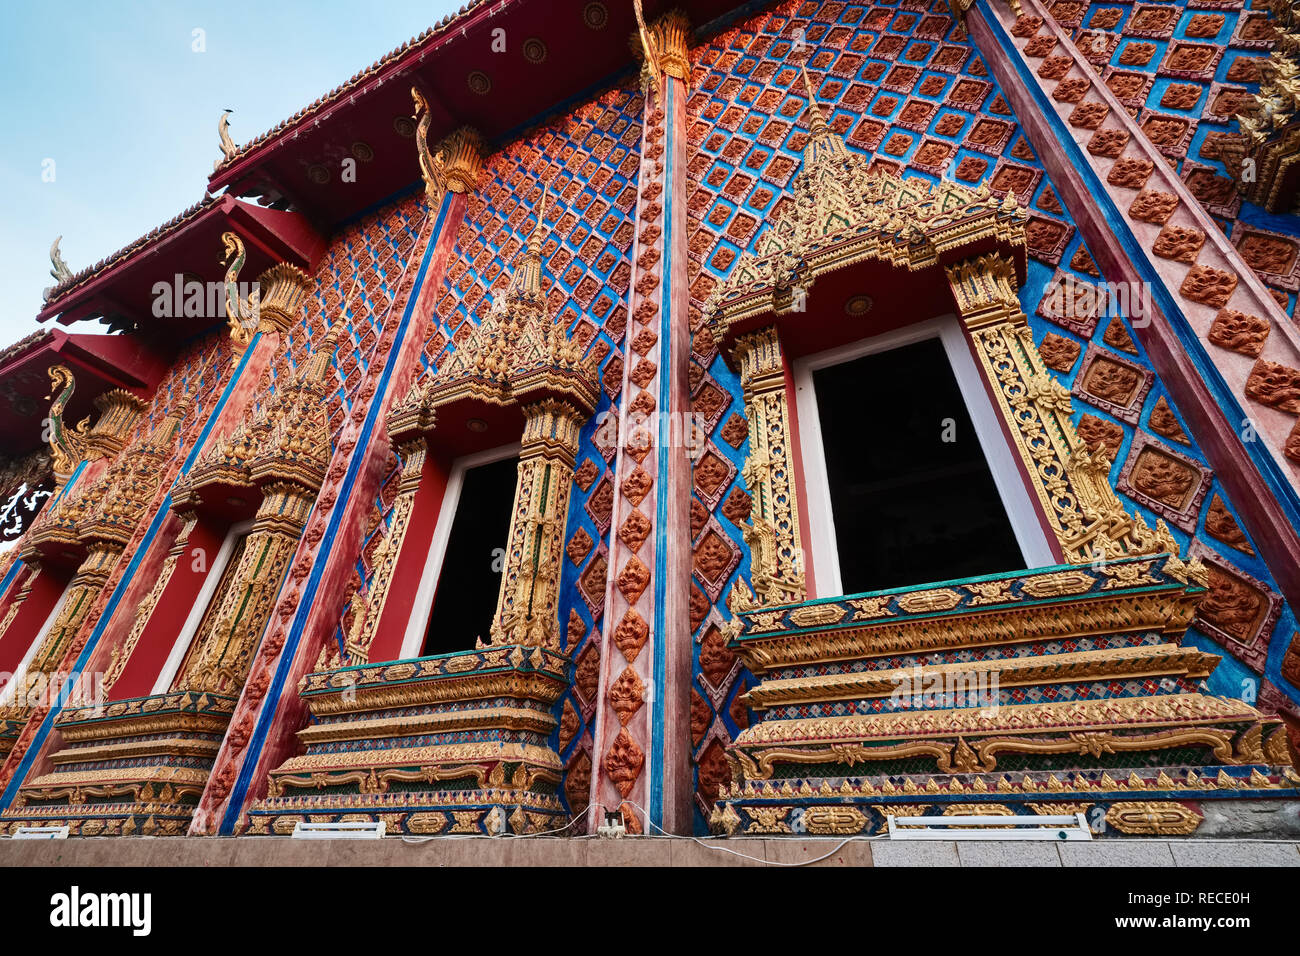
[1075,0,1297,319]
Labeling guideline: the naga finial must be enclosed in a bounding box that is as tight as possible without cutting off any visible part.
[633,0,663,97]
[45,364,90,485]
[220,231,257,350]
[215,109,238,170]
[411,87,449,203]
[49,237,73,285]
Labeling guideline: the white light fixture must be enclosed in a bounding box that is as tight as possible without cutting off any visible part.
[291,821,385,840]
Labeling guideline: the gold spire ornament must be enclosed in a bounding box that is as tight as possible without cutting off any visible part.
[420,184,595,406]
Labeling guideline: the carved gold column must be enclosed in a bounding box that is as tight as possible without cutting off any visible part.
[729,327,805,611]
[175,482,314,693]
[947,252,1187,565]
[490,399,584,650]
[11,546,115,700]
[174,324,342,694]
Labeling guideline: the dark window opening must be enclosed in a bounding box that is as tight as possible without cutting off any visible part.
[422,455,519,656]
[812,337,1024,593]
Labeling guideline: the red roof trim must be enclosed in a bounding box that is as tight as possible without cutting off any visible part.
[207,0,506,191]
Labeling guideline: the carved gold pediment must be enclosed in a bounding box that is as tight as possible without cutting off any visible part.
[703,70,1026,344]
[389,187,598,444]
[177,320,344,508]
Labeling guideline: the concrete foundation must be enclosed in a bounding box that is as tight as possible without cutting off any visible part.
[1,837,1297,867]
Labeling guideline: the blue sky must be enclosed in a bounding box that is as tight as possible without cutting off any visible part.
[0,0,462,345]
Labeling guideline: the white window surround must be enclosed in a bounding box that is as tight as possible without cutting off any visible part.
[398,441,521,660]
[151,518,256,695]
[792,314,1057,600]
[0,580,73,706]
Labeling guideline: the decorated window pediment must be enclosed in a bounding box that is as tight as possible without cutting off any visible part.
[389,188,600,447]
[703,70,1028,341]
[702,72,1202,619]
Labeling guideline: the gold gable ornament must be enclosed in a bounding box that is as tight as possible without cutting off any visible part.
[411,88,484,203]
[42,366,147,490]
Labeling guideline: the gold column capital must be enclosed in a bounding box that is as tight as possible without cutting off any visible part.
[439,127,486,195]
[252,262,313,335]
[632,3,692,93]
[945,252,1028,331]
[733,326,786,396]
[488,399,588,651]
[648,9,691,82]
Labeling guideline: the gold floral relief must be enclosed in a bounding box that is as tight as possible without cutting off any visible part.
[728,327,805,615]
[952,253,1203,570]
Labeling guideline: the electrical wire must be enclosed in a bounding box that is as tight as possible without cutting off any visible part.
[610,800,875,866]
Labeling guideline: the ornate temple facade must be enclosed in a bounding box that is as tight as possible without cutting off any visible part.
[1,0,1299,841]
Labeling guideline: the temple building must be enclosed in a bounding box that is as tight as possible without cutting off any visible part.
[2,0,1300,842]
